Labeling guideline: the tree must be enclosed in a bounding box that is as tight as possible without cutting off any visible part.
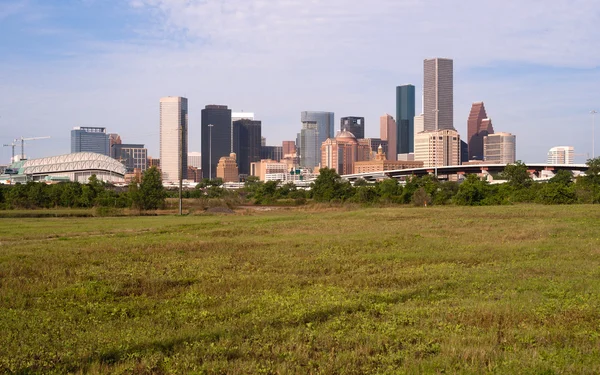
[137,167,166,210]
[549,170,573,186]
[412,187,432,207]
[377,178,402,203]
[454,174,491,206]
[311,167,354,202]
[501,161,532,189]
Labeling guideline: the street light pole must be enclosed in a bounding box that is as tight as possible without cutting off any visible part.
[178,124,183,216]
[432,109,439,177]
[592,110,598,159]
[208,124,214,180]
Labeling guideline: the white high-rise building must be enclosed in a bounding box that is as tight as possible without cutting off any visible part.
[484,132,516,164]
[547,146,574,165]
[423,58,454,132]
[188,152,201,169]
[414,129,460,167]
[160,96,188,182]
[414,114,424,147]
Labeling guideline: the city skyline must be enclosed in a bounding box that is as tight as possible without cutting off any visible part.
[0,0,598,164]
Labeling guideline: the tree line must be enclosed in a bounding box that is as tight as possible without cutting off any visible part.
[2,160,600,210]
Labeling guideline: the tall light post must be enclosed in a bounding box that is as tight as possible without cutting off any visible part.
[208,124,214,180]
[432,108,439,177]
[178,124,183,216]
[592,110,598,159]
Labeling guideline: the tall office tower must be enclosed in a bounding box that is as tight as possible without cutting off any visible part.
[232,119,261,176]
[547,146,574,164]
[467,102,494,161]
[396,85,416,153]
[380,114,397,161]
[160,97,188,182]
[484,132,516,164]
[201,104,232,179]
[188,152,201,169]
[423,58,454,132]
[232,112,254,152]
[261,137,267,147]
[301,111,334,164]
[112,144,148,172]
[340,117,365,139]
[414,114,424,135]
[260,145,283,162]
[460,140,468,165]
[299,121,319,169]
[108,133,121,157]
[414,129,460,167]
[282,141,296,156]
[71,127,110,156]
[362,138,388,160]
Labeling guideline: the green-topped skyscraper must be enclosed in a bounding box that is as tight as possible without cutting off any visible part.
[396,84,416,155]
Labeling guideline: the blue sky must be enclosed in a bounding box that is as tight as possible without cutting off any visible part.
[0,0,599,163]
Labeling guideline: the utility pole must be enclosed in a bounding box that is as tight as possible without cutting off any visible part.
[592,110,597,159]
[179,124,183,216]
[208,124,214,180]
[433,109,439,177]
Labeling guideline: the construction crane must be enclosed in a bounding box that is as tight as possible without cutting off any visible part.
[2,140,17,163]
[17,136,51,160]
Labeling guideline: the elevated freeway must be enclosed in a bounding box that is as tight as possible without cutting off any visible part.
[342,163,588,182]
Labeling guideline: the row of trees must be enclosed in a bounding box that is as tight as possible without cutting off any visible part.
[2,160,600,210]
[0,167,167,210]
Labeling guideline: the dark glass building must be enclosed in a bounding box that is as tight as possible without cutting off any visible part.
[201,105,232,179]
[260,146,283,162]
[396,85,416,154]
[233,119,262,176]
[340,117,365,139]
[71,127,110,156]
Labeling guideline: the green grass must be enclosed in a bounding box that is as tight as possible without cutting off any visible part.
[2,205,600,374]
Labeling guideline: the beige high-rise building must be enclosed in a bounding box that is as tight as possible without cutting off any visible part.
[379,114,397,160]
[160,96,188,182]
[547,146,574,164]
[414,129,460,167]
[484,132,516,164]
[423,58,454,132]
[216,152,239,182]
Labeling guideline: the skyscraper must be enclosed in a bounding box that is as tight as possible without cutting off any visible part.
[380,114,397,161]
[299,121,319,169]
[71,127,110,156]
[340,117,365,139]
[396,85,416,153]
[467,102,494,161]
[300,111,334,165]
[484,133,516,164]
[233,119,261,176]
[112,144,148,173]
[201,105,232,179]
[423,58,454,132]
[159,97,188,182]
[414,129,460,167]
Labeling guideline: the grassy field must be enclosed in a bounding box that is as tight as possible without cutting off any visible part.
[1,205,600,374]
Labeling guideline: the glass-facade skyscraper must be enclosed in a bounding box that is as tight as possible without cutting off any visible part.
[395,85,416,154]
[201,105,232,179]
[299,121,319,169]
[300,111,334,167]
[340,117,365,139]
[71,127,110,156]
[233,119,261,176]
[159,97,188,182]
